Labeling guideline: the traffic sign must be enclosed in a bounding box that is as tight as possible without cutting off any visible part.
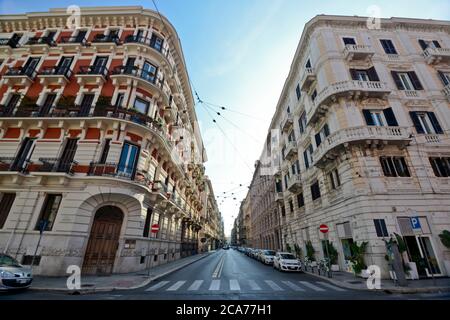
[411,217,421,230]
[151,224,160,233]
[319,224,329,233]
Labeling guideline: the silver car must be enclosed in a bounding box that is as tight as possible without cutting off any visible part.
[0,254,33,290]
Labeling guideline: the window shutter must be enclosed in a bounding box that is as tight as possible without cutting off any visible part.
[337,224,345,238]
[368,67,380,82]
[429,158,441,177]
[0,193,16,228]
[438,71,449,86]
[408,71,423,90]
[383,107,398,126]
[303,151,309,169]
[380,157,390,176]
[391,71,405,90]
[399,157,411,177]
[409,111,425,134]
[398,217,414,236]
[374,219,383,237]
[418,39,428,50]
[323,124,330,137]
[349,69,358,80]
[315,133,322,147]
[427,112,443,134]
[432,40,441,48]
[343,222,352,238]
[363,109,374,126]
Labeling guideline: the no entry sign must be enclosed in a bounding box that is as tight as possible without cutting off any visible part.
[151,224,160,233]
[319,224,329,233]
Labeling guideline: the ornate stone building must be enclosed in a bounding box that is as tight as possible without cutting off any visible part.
[0,6,219,276]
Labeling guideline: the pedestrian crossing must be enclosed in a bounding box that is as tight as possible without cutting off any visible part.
[145,279,347,293]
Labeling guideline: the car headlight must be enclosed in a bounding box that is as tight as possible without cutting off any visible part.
[0,271,15,279]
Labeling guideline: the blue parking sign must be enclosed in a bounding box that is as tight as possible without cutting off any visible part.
[410,217,421,230]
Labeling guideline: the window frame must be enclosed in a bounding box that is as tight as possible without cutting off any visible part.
[35,194,62,231]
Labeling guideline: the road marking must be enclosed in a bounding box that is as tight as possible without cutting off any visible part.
[145,281,170,291]
[282,281,305,291]
[209,279,221,290]
[229,279,240,291]
[247,280,261,290]
[188,280,204,291]
[316,281,347,291]
[212,255,226,278]
[264,280,283,291]
[299,281,325,292]
[166,280,186,291]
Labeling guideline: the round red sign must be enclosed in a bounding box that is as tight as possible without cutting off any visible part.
[151,224,160,233]
[319,224,329,233]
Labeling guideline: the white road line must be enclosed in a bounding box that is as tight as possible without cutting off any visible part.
[229,279,240,291]
[264,280,283,291]
[317,281,347,292]
[145,281,170,291]
[299,281,325,292]
[166,280,186,291]
[188,280,204,291]
[248,280,261,290]
[282,281,305,291]
[209,279,221,290]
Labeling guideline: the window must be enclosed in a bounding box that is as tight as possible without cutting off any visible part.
[288,130,296,142]
[150,34,164,52]
[315,124,330,148]
[362,108,398,127]
[79,94,94,116]
[298,113,306,134]
[418,39,441,51]
[438,71,450,87]
[297,193,304,208]
[429,157,450,177]
[310,181,321,201]
[329,169,341,190]
[343,37,356,45]
[409,111,443,134]
[133,98,149,114]
[305,59,312,69]
[303,144,313,169]
[0,193,16,228]
[380,156,411,177]
[350,67,379,82]
[289,200,294,213]
[311,89,317,102]
[142,61,158,83]
[35,194,62,231]
[3,94,20,116]
[99,139,111,164]
[380,39,397,54]
[391,71,423,91]
[374,219,389,237]
[284,174,288,189]
[11,137,36,172]
[116,93,125,108]
[281,205,286,217]
[295,84,301,100]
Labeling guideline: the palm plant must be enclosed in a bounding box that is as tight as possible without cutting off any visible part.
[349,241,368,275]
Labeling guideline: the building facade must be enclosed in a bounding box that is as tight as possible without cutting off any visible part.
[245,15,450,279]
[0,6,218,276]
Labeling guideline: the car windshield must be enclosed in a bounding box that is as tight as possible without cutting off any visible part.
[0,254,21,267]
[264,250,276,255]
[280,254,296,259]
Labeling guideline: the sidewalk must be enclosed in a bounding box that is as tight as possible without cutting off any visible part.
[304,269,450,293]
[30,251,215,294]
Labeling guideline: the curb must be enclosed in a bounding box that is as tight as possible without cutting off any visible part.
[303,270,450,294]
[29,251,215,294]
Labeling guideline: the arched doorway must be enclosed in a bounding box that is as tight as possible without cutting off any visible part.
[82,206,124,275]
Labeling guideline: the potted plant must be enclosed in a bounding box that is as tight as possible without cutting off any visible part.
[323,240,339,271]
[439,230,450,276]
[294,243,302,259]
[94,95,111,116]
[285,243,292,253]
[306,241,317,267]
[349,241,368,278]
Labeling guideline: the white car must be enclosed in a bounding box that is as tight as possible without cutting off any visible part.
[0,254,33,290]
[260,250,276,265]
[273,252,302,272]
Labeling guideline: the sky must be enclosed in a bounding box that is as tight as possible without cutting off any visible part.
[1,0,450,236]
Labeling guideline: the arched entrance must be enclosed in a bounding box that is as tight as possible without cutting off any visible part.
[82,206,124,275]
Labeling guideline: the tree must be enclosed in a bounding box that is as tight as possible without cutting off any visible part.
[439,230,450,249]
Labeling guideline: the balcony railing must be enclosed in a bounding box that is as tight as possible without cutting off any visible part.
[285,140,298,160]
[60,36,87,46]
[312,126,410,166]
[423,47,450,65]
[4,67,38,80]
[443,84,450,102]
[92,34,120,45]
[343,44,374,61]
[38,158,78,175]
[0,38,20,48]
[77,65,109,78]
[38,66,73,79]
[124,35,170,57]
[0,157,32,173]
[287,174,302,192]
[280,113,293,132]
[300,67,316,91]
[307,80,391,125]
[111,65,160,86]
[26,36,56,46]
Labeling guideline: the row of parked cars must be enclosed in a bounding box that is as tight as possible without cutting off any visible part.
[236,247,303,272]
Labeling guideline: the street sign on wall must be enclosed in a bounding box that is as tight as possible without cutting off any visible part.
[411,217,421,230]
[151,224,160,233]
[319,224,329,233]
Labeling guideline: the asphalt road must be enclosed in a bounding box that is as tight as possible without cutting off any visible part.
[1,249,449,300]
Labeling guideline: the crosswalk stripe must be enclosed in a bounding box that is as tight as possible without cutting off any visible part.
[282,281,305,291]
[166,280,186,291]
[229,279,240,291]
[264,280,283,291]
[145,281,170,291]
[188,280,204,291]
[248,280,261,290]
[209,279,220,290]
[299,281,325,291]
[316,281,347,291]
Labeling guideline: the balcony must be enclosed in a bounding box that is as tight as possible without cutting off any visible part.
[300,67,316,91]
[443,84,450,102]
[307,80,391,125]
[59,36,87,47]
[91,34,120,47]
[312,126,411,167]
[0,37,20,48]
[38,158,78,175]
[343,44,374,62]
[0,157,31,174]
[163,101,178,123]
[280,113,294,133]
[124,35,174,70]
[275,192,284,203]
[284,141,298,160]
[25,36,56,51]
[423,47,450,65]
[87,162,152,185]
[2,67,37,86]
[75,65,108,85]
[110,66,169,105]
[287,174,302,193]
[37,66,72,85]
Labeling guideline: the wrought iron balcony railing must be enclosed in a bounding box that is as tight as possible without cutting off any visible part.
[26,36,56,46]
[0,37,20,48]
[4,66,38,79]
[77,65,109,77]
[38,66,73,79]
[38,158,78,175]
[60,36,87,46]
[92,34,120,45]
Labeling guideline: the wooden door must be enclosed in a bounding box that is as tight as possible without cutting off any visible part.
[82,206,124,275]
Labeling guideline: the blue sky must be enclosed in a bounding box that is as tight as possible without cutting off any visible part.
[2,0,450,236]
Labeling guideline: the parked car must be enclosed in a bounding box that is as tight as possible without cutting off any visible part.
[252,249,262,260]
[223,246,230,250]
[0,254,33,290]
[273,252,302,272]
[259,250,276,265]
